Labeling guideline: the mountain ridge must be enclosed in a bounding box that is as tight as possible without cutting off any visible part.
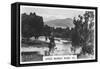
[44,18,75,28]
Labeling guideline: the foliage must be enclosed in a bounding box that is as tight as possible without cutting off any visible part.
[72,11,94,54]
[22,12,44,38]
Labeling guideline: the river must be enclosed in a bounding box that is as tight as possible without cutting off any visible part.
[21,36,76,56]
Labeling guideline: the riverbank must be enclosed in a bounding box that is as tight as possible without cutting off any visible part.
[21,36,73,62]
[21,36,94,62]
[21,39,50,62]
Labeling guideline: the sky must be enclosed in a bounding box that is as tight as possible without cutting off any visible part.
[20,5,94,22]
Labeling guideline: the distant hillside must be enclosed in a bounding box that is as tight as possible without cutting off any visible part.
[45,18,75,28]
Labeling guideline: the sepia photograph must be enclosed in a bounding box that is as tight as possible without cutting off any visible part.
[20,5,96,64]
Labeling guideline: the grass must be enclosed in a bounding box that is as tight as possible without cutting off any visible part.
[21,39,49,62]
[22,40,49,48]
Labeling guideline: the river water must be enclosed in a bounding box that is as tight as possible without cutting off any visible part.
[21,36,75,56]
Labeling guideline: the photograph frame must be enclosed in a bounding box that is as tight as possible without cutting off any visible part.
[11,2,98,67]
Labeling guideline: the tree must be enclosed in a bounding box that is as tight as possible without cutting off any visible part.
[72,11,94,55]
[22,12,44,39]
[71,15,83,47]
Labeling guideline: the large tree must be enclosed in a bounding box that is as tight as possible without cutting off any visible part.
[72,11,94,55]
[22,12,44,39]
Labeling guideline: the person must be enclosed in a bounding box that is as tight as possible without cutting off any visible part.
[48,32,56,54]
[45,36,47,41]
[44,33,48,41]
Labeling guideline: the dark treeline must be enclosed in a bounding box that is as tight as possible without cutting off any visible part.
[22,12,44,39]
[43,25,72,39]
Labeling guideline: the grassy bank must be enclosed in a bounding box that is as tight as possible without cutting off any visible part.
[21,39,49,62]
[22,40,49,48]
